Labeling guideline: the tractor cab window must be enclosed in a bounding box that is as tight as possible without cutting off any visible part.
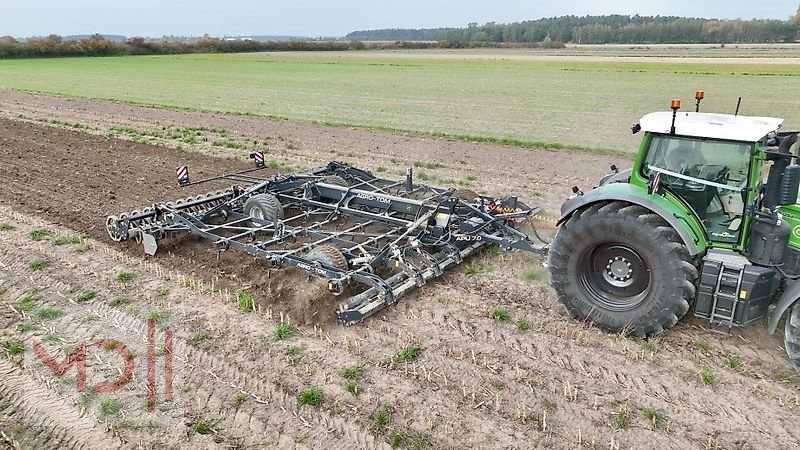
[642,135,753,244]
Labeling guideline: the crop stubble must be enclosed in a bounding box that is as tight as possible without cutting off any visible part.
[0,104,798,449]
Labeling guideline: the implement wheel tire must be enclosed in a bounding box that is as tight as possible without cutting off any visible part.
[243,193,284,226]
[321,175,349,188]
[784,302,800,374]
[548,201,697,338]
[453,189,479,201]
[306,245,348,270]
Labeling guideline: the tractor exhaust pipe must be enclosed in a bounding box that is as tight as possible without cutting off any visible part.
[764,133,798,211]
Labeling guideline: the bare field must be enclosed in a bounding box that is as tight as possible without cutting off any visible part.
[1,98,799,450]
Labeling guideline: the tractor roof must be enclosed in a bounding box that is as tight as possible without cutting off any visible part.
[639,112,783,142]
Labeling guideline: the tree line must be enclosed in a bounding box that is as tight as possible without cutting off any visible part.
[0,35,351,59]
[3,13,799,59]
[347,15,800,45]
[0,35,440,59]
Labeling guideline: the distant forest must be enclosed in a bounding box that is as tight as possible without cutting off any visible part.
[346,15,800,45]
[3,14,800,59]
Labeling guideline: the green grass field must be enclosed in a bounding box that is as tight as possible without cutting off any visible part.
[2,51,800,152]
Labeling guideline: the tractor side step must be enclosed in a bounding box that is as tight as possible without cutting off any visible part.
[695,249,776,330]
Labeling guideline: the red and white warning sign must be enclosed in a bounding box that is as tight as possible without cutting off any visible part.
[176,165,190,185]
[250,151,265,168]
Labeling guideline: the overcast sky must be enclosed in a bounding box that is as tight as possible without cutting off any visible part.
[1,0,797,38]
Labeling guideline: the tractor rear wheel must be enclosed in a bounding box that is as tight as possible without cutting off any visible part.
[548,201,697,337]
[306,245,348,270]
[784,302,800,374]
[243,193,284,226]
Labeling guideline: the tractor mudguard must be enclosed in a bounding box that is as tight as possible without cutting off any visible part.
[768,280,800,335]
[558,187,702,256]
[598,168,632,186]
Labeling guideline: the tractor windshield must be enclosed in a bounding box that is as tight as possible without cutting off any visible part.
[641,134,753,244]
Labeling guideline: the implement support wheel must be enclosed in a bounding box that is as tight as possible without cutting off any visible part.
[321,175,349,188]
[306,245,348,270]
[243,193,284,226]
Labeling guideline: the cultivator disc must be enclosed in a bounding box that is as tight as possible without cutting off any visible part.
[106,189,235,243]
[106,161,547,324]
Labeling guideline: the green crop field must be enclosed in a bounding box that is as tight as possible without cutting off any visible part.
[2,51,800,152]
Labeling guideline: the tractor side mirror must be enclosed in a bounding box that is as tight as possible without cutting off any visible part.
[779,165,800,206]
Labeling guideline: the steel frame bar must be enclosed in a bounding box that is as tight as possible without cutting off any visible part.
[106,161,546,324]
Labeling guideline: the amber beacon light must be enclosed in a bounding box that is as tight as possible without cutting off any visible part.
[695,90,705,112]
[670,99,681,134]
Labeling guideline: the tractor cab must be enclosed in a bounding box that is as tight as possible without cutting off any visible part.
[632,110,786,250]
[639,132,751,244]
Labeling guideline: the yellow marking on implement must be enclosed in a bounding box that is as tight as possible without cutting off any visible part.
[487,203,560,228]
[494,206,523,213]
[533,214,558,224]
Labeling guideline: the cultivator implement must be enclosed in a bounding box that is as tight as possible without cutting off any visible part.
[106,161,548,324]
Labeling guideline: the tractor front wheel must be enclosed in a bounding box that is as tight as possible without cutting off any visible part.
[784,302,800,374]
[548,201,697,337]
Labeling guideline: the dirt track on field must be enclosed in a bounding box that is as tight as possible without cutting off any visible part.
[247,50,800,65]
[0,95,799,449]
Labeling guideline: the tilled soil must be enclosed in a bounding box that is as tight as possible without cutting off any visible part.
[0,100,799,450]
[0,89,628,215]
[0,117,340,324]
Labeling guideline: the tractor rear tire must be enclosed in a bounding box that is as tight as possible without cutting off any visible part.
[784,302,800,374]
[243,193,284,226]
[548,201,697,338]
[306,245,348,270]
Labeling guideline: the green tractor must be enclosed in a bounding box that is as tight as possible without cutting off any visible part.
[548,93,800,373]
